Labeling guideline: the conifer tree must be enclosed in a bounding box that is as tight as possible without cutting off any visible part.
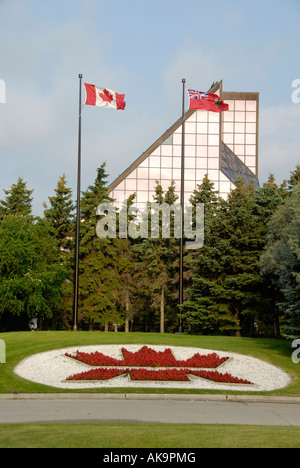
[43,174,75,262]
[133,181,179,333]
[0,177,33,218]
[78,164,121,331]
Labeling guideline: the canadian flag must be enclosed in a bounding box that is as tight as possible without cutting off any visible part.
[84,83,126,110]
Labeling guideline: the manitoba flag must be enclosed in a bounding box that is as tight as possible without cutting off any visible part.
[84,83,126,110]
[188,89,229,113]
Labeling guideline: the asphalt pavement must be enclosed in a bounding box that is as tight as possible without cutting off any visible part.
[0,393,299,426]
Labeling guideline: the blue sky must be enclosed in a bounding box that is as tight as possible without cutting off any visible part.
[1,0,300,215]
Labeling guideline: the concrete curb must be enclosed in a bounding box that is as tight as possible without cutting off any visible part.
[0,393,300,403]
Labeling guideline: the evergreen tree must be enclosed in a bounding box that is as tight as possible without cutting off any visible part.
[260,182,300,339]
[116,194,139,332]
[0,177,33,218]
[133,181,179,333]
[43,174,75,258]
[182,178,271,336]
[78,164,121,331]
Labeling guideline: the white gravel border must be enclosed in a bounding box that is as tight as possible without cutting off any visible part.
[13,344,292,392]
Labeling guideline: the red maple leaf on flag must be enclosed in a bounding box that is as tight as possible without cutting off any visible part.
[99,88,113,104]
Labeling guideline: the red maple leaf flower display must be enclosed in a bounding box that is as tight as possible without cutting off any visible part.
[65,346,252,385]
[99,88,113,104]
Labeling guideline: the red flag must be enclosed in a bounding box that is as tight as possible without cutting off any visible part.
[188,89,229,112]
[84,83,126,110]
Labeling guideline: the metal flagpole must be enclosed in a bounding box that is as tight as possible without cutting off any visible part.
[179,78,186,332]
[73,73,82,331]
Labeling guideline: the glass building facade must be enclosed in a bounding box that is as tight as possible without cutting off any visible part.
[108,81,259,211]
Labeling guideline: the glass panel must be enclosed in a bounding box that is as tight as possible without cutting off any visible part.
[173,157,181,168]
[196,169,208,181]
[246,134,256,144]
[185,181,196,191]
[235,111,245,123]
[207,170,219,180]
[149,167,160,178]
[161,168,172,179]
[234,145,245,155]
[246,122,256,133]
[208,122,219,134]
[223,111,234,122]
[149,156,160,167]
[208,158,219,169]
[137,179,149,191]
[197,134,207,145]
[173,169,181,179]
[234,100,246,111]
[219,181,231,192]
[185,134,196,145]
[223,122,234,133]
[196,158,208,169]
[208,146,219,157]
[161,145,172,157]
[197,122,207,134]
[185,146,195,157]
[208,134,219,145]
[137,192,149,203]
[185,158,195,169]
[196,146,207,157]
[126,179,137,191]
[173,145,181,156]
[185,169,196,180]
[246,112,256,123]
[223,133,234,144]
[245,145,256,156]
[235,122,245,133]
[161,156,172,168]
[196,110,209,122]
[246,101,257,111]
[235,134,245,144]
[173,133,182,145]
[245,156,256,166]
[137,167,148,178]
[185,122,196,133]
[208,112,219,123]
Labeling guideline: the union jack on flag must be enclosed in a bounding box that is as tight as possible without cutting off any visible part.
[188,89,211,101]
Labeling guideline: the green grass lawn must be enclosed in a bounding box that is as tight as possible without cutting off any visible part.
[0,331,299,448]
[0,423,299,448]
[0,330,299,395]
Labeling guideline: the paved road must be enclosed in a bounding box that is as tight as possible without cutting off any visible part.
[0,394,300,426]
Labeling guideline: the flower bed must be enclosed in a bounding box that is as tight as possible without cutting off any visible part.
[66,367,252,384]
[65,346,228,369]
[65,346,253,385]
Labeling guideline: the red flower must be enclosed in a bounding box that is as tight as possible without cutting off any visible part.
[65,346,253,385]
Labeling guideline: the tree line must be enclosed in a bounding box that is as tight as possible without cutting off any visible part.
[0,163,299,339]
